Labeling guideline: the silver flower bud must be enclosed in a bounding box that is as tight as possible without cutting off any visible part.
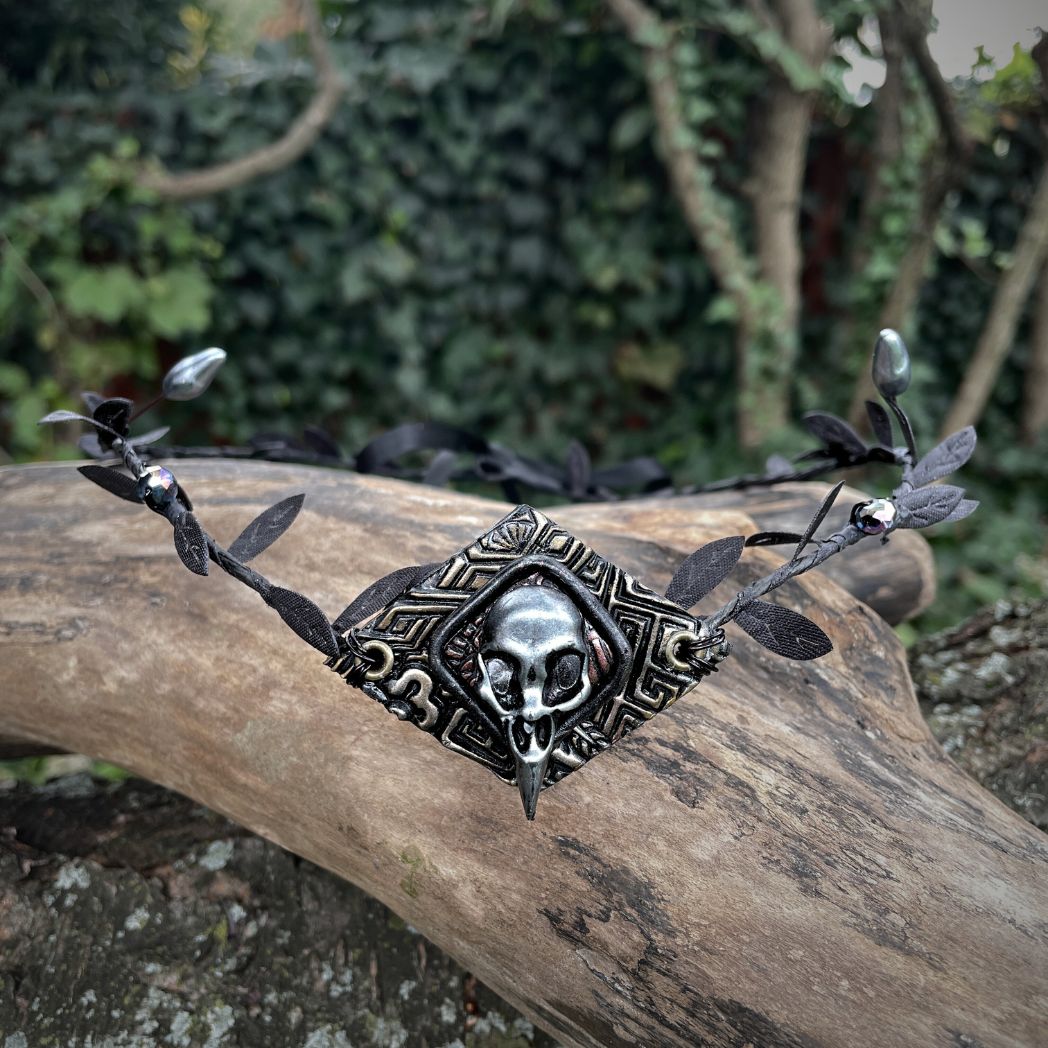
[872,329,911,398]
[162,348,227,401]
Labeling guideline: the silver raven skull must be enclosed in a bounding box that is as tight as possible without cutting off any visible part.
[476,584,592,818]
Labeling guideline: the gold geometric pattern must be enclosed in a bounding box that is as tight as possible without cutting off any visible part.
[333,505,712,791]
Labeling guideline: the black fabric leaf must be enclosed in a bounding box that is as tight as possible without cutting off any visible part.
[895,484,966,529]
[302,425,342,459]
[77,465,141,503]
[905,427,976,488]
[734,600,832,660]
[802,412,866,457]
[39,410,121,440]
[333,563,440,633]
[227,494,305,562]
[884,397,919,462]
[793,480,845,559]
[92,397,133,438]
[745,531,805,547]
[81,391,105,413]
[592,456,672,493]
[249,432,297,452]
[40,409,98,426]
[865,446,898,464]
[423,449,458,487]
[943,498,979,524]
[265,586,339,657]
[128,425,171,448]
[793,449,837,464]
[565,441,591,496]
[78,433,106,458]
[355,422,490,475]
[665,535,745,607]
[173,513,209,576]
[865,400,894,447]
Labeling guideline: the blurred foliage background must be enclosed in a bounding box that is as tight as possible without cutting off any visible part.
[1,0,1046,647]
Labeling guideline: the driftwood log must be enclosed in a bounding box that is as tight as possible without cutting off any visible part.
[0,461,1045,1047]
[2,602,1044,1047]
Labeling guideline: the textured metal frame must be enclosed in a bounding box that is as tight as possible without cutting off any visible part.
[334,505,719,817]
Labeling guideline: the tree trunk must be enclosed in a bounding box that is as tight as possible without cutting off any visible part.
[1020,259,1048,443]
[747,0,831,435]
[941,158,1048,437]
[1,461,1045,1048]
[851,6,905,270]
[606,0,799,450]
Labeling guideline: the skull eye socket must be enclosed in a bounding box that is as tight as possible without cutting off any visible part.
[546,649,584,705]
[485,654,522,709]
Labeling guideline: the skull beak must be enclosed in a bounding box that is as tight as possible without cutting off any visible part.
[507,714,555,821]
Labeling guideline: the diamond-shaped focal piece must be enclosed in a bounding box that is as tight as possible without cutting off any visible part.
[334,505,723,818]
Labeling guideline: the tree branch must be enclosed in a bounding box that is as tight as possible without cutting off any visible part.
[747,0,832,423]
[847,0,974,427]
[3,462,1047,1048]
[1020,259,1048,444]
[941,155,1048,435]
[849,3,905,275]
[896,0,972,163]
[606,0,760,330]
[0,232,65,336]
[607,0,803,448]
[696,3,824,92]
[138,0,343,200]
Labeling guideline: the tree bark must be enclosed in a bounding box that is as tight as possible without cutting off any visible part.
[851,5,905,268]
[0,776,557,1047]
[1020,260,1048,443]
[605,0,797,450]
[1,461,1045,1048]
[748,0,832,426]
[941,159,1048,436]
[912,598,1048,832]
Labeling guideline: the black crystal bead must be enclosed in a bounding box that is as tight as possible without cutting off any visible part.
[136,465,178,510]
[851,498,897,535]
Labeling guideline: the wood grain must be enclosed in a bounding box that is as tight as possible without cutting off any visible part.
[0,461,1044,1048]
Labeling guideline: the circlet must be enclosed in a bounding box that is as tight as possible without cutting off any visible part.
[39,332,978,819]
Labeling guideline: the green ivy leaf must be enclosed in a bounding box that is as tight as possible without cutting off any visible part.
[614,341,684,393]
[62,264,145,323]
[611,106,652,151]
[143,265,213,336]
[384,42,459,93]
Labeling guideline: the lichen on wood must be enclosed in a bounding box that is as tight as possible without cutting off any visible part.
[0,775,556,1048]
